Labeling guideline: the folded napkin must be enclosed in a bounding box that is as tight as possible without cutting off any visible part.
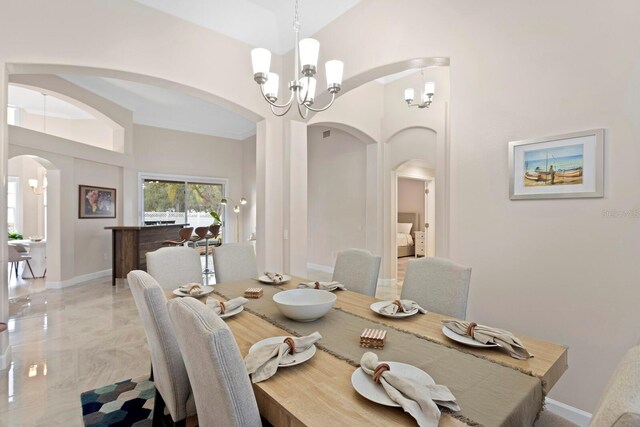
[206,297,248,316]
[179,283,202,296]
[297,281,346,291]
[245,332,322,383]
[360,352,459,427]
[379,299,427,315]
[442,320,532,360]
[264,272,284,283]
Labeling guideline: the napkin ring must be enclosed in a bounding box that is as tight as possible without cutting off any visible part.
[314,281,321,289]
[219,301,226,315]
[372,363,390,383]
[392,300,404,313]
[283,337,296,355]
[467,322,478,337]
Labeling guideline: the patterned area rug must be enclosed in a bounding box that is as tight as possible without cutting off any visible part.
[81,376,155,426]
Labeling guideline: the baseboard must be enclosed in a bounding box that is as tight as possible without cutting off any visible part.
[46,269,112,289]
[0,342,11,371]
[545,398,591,426]
[306,263,396,287]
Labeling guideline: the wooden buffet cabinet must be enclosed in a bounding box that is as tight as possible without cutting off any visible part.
[105,224,187,286]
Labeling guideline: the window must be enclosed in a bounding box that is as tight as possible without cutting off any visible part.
[141,175,225,230]
[8,177,20,233]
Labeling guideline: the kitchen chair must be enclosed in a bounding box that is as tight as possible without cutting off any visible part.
[146,247,202,291]
[8,244,35,279]
[332,249,381,297]
[194,226,214,276]
[400,257,471,319]
[536,344,640,426]
[127,270,196,427]
[212,243,258,283]
[167,297,262,427]
[162,227,194,247]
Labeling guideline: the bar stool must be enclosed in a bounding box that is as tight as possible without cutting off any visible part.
[194,226,214,276]
[162,227,194,247]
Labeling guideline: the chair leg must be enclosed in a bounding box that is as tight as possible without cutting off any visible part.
[152,388,166,427]
[149,361,154,381]
[25,260,35,279]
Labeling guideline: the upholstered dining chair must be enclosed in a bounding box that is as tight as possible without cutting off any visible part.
[8,244,35,279]
[212,243,258,283]
[536,344,640,427]
[400,257,472,319]
[127,270,196,427]
[167,297,262,427]
[331,249,381,296]
[146,246,202,291]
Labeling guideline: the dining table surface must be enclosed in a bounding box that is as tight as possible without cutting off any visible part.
[167,276,568,426]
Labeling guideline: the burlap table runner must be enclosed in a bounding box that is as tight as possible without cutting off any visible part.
[215,283,542,427]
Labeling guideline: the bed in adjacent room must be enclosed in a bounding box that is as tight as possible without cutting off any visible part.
[397,212,420,258]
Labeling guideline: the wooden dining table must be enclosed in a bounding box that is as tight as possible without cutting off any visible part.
[169,277,568,426]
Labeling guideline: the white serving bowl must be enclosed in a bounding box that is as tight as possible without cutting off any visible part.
[273,289,337,322]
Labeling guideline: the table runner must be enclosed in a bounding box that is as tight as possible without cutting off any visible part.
[215,283,543,427]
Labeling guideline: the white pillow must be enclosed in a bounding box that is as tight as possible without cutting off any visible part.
[398,223,413,234]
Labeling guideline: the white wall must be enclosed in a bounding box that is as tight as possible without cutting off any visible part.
[398,178,425,232]
[8,156,44,237]
[21,112,115,151]
[307,127,367,267]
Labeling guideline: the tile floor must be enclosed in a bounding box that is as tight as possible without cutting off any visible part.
[1,260,401,426]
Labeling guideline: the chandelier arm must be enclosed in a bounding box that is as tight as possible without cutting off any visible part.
[301,93,336,113]
[270,103,294,117]
[296,102,310,119]
[259,84,295,109]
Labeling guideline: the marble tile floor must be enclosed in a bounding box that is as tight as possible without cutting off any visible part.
[2,279,149,426]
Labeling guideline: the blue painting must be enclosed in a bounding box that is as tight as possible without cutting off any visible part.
[524,144,583,186]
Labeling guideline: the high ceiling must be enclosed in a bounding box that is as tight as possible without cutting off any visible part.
[132,0,362,54]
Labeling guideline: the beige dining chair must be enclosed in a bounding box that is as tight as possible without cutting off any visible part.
[127,270,196,427]
[167,297,262,427]
[332,249,381,296]
[536,344,640,426]
[146,246,202,290]
[8,244,35,279]
[400,257,472,319]
[212,243,258,283]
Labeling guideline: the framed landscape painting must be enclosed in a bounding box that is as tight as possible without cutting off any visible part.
[79,185,116,218]
[509,129,604,200]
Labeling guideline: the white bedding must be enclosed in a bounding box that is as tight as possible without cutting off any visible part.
[397,232,414,247]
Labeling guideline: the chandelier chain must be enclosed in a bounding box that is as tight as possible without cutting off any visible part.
[293,0,300,31]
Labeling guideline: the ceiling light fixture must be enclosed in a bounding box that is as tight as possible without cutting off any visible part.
[250,0,344,118]
[404,70,435,109]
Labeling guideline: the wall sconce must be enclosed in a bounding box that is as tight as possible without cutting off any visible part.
[28,176,48,195]
[220,197,248,242]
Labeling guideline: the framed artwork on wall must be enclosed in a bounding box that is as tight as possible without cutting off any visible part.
[79,185,116,218]
[509,129,604,200]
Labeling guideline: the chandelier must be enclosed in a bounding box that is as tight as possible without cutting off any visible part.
[404,70,435,109]
[250,0,344,118]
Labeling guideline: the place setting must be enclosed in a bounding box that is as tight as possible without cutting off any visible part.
[296,280,346,291]
[441,320,532,359]
[172,282,215,298]
[205,296,247,320]
[258,271,291,284]
[370,299,427,319]
[244,332,322,383]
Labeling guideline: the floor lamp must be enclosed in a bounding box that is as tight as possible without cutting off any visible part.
[220,197,247,242]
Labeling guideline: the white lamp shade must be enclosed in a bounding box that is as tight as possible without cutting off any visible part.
[405,88,415,102]
[424,81,435,95]
[28,179,38,188]
[301,77,317,101]
[325,60,344,86]
[251,48,271,75]
[299,38,320,68]
[263,73,280,98]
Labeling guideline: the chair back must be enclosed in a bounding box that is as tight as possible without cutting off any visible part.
[8,245,24,262]
[127,270,194,422]
[167,298,262,427]
[194,226,210,240]
[400,257,471,319]
[332,249,381,296]
[212,243,258,283]
[178,227,194,241]
[589,345,640,427]
[146,247,202,290]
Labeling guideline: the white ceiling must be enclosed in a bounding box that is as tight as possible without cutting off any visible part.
[60,75,256,140]
[132,0,362,54]
[8,85,94,120]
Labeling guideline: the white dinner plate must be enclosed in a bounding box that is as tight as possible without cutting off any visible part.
[172,285,215,298]
[218,305,244,319]
[351,361,434,407]
[248,336,316,367]
[370,301,419,318]
[441,325,499,348]
[258,274,292,285]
